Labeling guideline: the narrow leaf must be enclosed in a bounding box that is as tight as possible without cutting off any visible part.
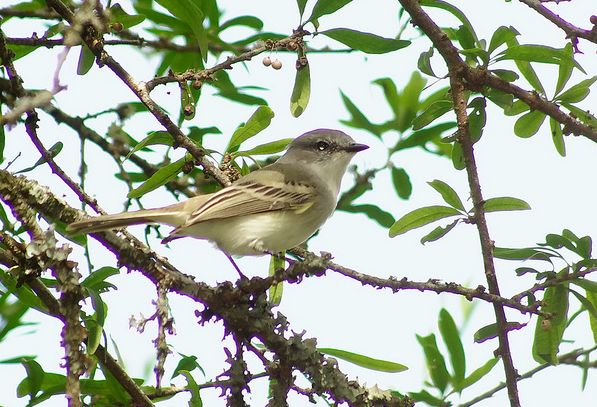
[493,247,554,262]
[555,76,597,104]
[416,334,450,392]
[420,220,459,244]
[389,205,461,237]
[127,157,186,199]
[483,197,531,213]
[341,204,395,228]
[234,138,292,157]
[438,309,465,385]
[427,180,464,211]
[227,106,275,151]
[488,26,519,54]
[77,45,95,75]
[533,281,569,364]
[307,0,353,23]
[457,358,499,391]
[318,348,408,373]
[549,117,566,157]
[391,167,412,200]
[320,28,410,54]
[290,60,311,117]
[125,131,173,160]
[268,255,285,306]
[418,47,437,77]
[412,100,453,130]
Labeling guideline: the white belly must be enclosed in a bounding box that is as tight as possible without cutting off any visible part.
[175,209,330,255]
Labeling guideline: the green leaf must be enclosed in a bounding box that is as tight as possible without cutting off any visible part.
[320,28,410,54]
[412,100,453,131]
[398,72,427,132]
[555,43,574,96]
[498,44,584,73]
[179,371,203,407]
[155,0,207,61]
[408,390,445,406]
[180,81,196,120]
[15,142,64,174]
[340,204,395,228]
[457,358,499,391]
[125,131,173,160]
[0,270,48,314]
[290,60,311,117]
[82,267,119,292]
[127,156,187,199]
[108,4,145,28]
[268,254,285,306]
[533,280,569,364]
[340,91,382,137]
[84,317,102,355]
[427,180,464,211]
[391,167,412,200]
[483,197,531,213]
[77,45,95,76]
[172,354,205,379]
[514,110,546,138]
[418,47,437,77]
[491,69,519,83]
[505,38,545,94]
[587,290,597,343]
[219,16,263,31]
[493,247,554,262]
[438,309,465,386]
[21,358,45,399]
[451,142,465,170]
[307,0,353,23]
[420,220,459,244]
[389,205,461,237]
[296,0,308,19]
[0,121,4,164]
[555,76,597,104]
[392,122,456,153]
[373,78,401,124]
[318,348,407,373]
[227,106,275,151]
[416,334,450,392]
[468,97,486,143]
[234,138,292,157]
[504,100,530,116]
[485,88,513,110]
[488,26,519,54]
[420,0,478,46]
[549,117,566,157]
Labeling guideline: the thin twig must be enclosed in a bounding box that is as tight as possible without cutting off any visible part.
[459,346,597,407]
[517,0,597,47]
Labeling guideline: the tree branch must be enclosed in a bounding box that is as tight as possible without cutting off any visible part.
[45,0,231,187]
[397,0,597,142]
[517,0,597,47]
[459,346,597,407]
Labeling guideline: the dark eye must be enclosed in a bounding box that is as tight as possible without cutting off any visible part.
[316,141,329,151]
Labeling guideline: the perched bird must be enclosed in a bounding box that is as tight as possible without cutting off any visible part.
[68,129,368,258]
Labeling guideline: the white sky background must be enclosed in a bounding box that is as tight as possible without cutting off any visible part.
[1,0,596,406]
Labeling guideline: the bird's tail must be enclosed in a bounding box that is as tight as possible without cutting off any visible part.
[67,205,186,235]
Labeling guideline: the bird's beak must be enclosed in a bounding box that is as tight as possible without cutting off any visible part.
[345,142,369,153]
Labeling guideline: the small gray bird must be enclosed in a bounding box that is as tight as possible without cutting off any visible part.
[68,129,368,256]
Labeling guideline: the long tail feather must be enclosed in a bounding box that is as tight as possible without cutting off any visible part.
[67,207,185,235]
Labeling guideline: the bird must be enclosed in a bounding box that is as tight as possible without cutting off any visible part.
[67,129,368,260]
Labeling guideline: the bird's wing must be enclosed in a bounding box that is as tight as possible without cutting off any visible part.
[183,179,316,226]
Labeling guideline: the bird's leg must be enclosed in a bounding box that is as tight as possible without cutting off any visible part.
[223,251,247,279]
